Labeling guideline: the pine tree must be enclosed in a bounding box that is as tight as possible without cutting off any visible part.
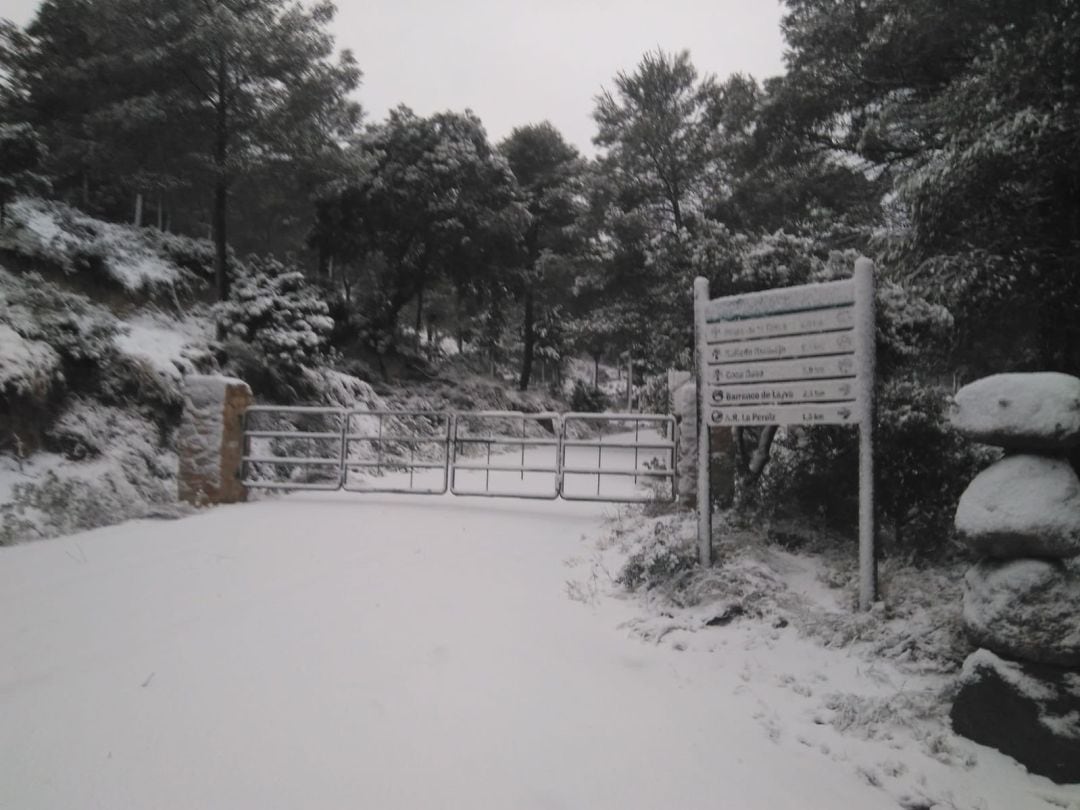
[499,122,585,389]
[3,0,362,299]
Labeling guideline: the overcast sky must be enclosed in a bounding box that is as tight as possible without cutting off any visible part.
[4,0,787,154]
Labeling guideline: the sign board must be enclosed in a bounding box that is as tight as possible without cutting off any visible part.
[693,260,877,610]
[701,276,862,428]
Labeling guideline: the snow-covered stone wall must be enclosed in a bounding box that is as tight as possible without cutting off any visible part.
[177,375,252,506]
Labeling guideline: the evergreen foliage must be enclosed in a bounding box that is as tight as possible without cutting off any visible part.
[215,255,333,371]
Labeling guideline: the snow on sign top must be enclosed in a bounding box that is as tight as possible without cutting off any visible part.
[703,277,854,322]
[699,275,872,428]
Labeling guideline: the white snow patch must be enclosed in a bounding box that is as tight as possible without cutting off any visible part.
[3,490,1070,809]
[959,649,1057,700]
[9,198,184,292]
[950,372,1080,449]
[113,313,211,379]
[955,454,1080,557]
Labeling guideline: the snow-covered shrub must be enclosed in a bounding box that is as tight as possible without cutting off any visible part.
[618,518,698,593]
[757,379,993,556]
[142,230,218,281]
[0,124,48,225]
[1,269,120,366]
[0,324,61,400]
[875,280,954,377]
[216,255,333,398]
[569,379,608,412]
[2,198,196,300]
[637,373,669,415]
[0,403,179,543]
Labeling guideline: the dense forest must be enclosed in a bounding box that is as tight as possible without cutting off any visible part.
[2,0,1078,550]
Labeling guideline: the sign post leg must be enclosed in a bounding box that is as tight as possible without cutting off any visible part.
[694,276,712,566]
[854,258,877,610]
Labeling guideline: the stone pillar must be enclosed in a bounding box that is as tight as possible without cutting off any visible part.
[669,370,696,504]
[668,370,736,508]
[177,374,253,506]
[947,372,1080,784]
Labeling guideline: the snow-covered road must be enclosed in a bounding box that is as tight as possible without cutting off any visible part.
[0,486,908,810]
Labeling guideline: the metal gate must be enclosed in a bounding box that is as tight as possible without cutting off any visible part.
[242,408,677,503]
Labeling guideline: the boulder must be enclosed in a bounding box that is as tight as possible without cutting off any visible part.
[951,649,1080,784]
[949,372,1080,450]
[955,455,1080,558]
[963,558,1080,666]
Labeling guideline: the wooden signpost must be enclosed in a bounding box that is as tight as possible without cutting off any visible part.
[693,258,877,609]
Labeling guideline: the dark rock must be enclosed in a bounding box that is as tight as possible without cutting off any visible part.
[705,604,745,626]
[951,650,1080,784]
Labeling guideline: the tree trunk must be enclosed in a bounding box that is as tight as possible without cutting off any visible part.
[519,287,535,391]
[212,56,230,301]
[213,174,229,300]
[735,425,779,482]
[134,193,143,227]
[593,355,600,389]
[414,283,424,351]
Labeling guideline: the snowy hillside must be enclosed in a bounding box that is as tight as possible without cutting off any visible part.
[0,198,390,543]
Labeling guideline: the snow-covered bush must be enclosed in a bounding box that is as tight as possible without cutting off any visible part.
[569,378,609,412]
[216,255,333,393]
[0,124,48,225]
[618,519,698,593]
[1,268,120,366]
[0,403,179,544]
[2,198,200,300]
[756,379,993,555]
[141,229,218,281]
[637,373,669,415]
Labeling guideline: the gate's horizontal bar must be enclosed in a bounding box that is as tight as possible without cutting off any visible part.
[560,492,674,504]
[342,485,447,494]
[454,410,561,420]
[453,464,559,474]
[345,409,450,418]
[241,480,342,490]
[242,455,342,465]
[562,466,674,478]
[450,488,560,501]
[246,405,345,415]
[451,438,561,451]
[345,461,448,470]
[245,430,342,440]
[563,412,674,423]
[346,434,450,443]
[561,439,675,450]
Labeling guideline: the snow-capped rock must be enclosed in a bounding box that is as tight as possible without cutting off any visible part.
[963,558,1080,666]
[949,372,1080,450]
[951,648,1080,784]
[955,454,1080,558]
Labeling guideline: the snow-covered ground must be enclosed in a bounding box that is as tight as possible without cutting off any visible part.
[1,447,1076,808]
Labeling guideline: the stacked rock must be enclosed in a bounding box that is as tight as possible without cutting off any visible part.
[947,372,1080,784]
